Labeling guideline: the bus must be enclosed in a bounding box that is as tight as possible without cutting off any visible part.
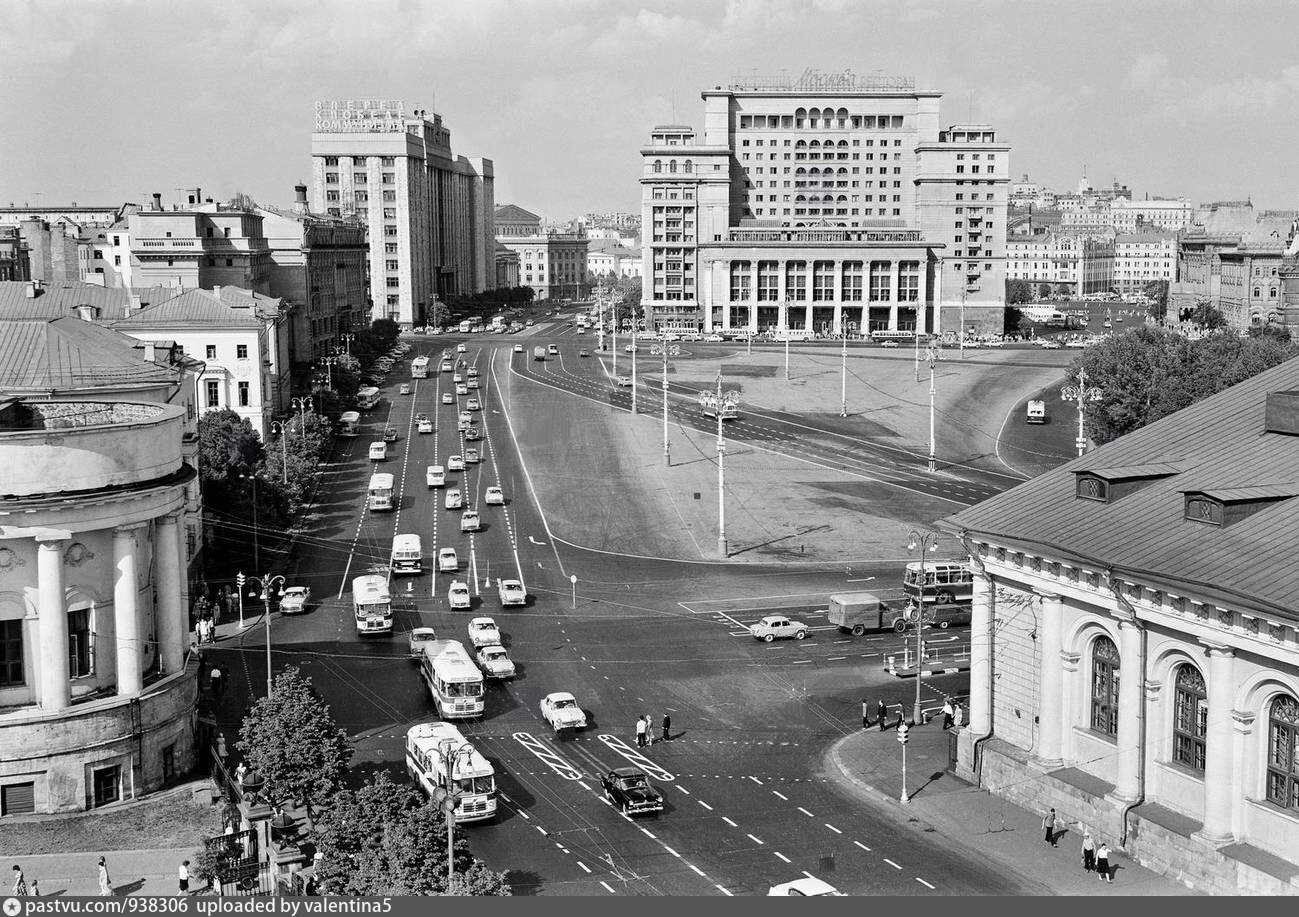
[405,722,496,822]
[367,473,395,511]
[391,533,423,574]
[903,560,974,608]
[459,320,472,334]
[1026,400,1047,424]
[419,640,485,719]
[338,411,360,436]
[698,392,739,421]
[871,329,917,343]
[352,574,392,635]
[357,386,381,410]
[411,356,430,379]
[533,346,546,361]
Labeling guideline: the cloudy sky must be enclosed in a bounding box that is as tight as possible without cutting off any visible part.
[2,0,1296,219]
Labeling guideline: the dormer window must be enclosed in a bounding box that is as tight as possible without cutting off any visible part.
[1073,463,1182,504]
[1183,485,1297,527]
[1076,475,1109,502]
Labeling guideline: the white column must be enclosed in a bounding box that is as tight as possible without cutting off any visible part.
[1036,592,1065,766]
[155,512,186,676]
[113,525,144,696]
[750,261,759,332]
[37,539,70,711]
[887,261,900,330]
[1114,617,1145,802]
[1199,643,1237,842]
[917,259,929,334]
[969,572,994,736]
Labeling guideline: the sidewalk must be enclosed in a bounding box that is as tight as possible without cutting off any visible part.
[827,719,1196,895]
[13,847,192,897]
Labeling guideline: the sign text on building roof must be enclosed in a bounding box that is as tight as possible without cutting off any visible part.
[314,99,406,133]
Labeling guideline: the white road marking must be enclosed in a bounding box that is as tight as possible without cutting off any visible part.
[917,878,935,889]
[641,827,656,839]
[597,734,674,781]
[746,775,763,785]
[825,823,842,834]
[747,833,764,845]
[698,800,714,811]
[513,732,583,781]
[884,858,902,870]
[675,785,691,795]
[853,840,871,852]
[722,816,738,827]
[771,790,788,800]
[600,881,616,894]
[716,885,733,896]
[577,861,591,874]
[797,806,814,817]
[689,864,706,877]
[773,852,790,863]
[663,845,680,858]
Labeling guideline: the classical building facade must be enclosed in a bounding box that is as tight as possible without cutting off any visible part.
[945,361,1299,893]
[310,99,496,327]
[494,205,589,300]
[0,228,29,282]
[639,71,1010,335]
[0,399,197,815]
[1006,233,1114,295]
[128,203,273,293]
[1113,232,1177,293]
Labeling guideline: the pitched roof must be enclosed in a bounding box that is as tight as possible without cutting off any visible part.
[0,317,180,392]
[111,287,282,327]
[0,281,130,320]
[942,357,1299,620]
[494,203,541,224]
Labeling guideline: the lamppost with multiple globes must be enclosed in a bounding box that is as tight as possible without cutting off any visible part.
[906,529,940,727]
[290,397,311,434]
[239,571,285,699]
[339,332,355,356]
[923,341,942,472]
[649,341,680,465]
[268,422,289,484]
[840,319,857,417]
[703,374,741,558]
[1062,367,1104,457]
[430,740,476,894]
[318,356,336,390]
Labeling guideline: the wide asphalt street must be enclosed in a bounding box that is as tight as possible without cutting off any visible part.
[211,316,1045,896]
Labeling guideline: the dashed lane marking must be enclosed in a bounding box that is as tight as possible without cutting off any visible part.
[772,790,788,801]
[577,862,591,874]
[697,800,713,811]
[797,807,814,817]
[853,841,871,852]
[722,817,738,827]
[747,834,764,845]
[825,823,842,834]
[884,858,903,870]
[716,885,733,896]
[746,775,763,785]
[600,881,616,894]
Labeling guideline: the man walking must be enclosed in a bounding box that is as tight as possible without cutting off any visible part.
[1042,808,1057,847]
[635,716,647,748]
[178,860,191,896]
[877,699,888,731]
[1081,831,1096,872]
[97,856,113,896]
[941,698,954,730]
[661,713,671,742]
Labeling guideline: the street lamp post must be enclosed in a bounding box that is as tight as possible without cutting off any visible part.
[291,397,311,435]
[268,422,288,484]
[707,373,741,558]
[242,572,286,698]
[569,574,577,610]
[431,741,475,895]
[319,357,336,390]
[906,530,939,727]
[650,342,680,465]
[1061,367,1104,457]
[239,472,261,571]
[631,334,638,414]
[339,333,355,356]
[924,342,941,472]
[840,321,856,418]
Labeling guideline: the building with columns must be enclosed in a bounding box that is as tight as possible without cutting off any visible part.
[0,399,197,815]
[943,359,1299,893]
[639,71,1010,336]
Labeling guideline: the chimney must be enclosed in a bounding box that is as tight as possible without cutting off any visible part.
[188,194,196,205]
[76,304,95,322]
[25,280,37,298]
[212,285,223,300]
[152,192,162,210]
[143,341,156,363]
[128,292,142,314]
[196,188,201,204]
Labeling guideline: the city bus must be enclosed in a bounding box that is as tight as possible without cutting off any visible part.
[351,574,392,635]
[357,386,381,410]
[459,320,473,334]
[367,472,395,511]
[698,392,739,421]
[338,411,360,436]
[411,355,430,379]
[405,722,497,822]
[903,560,974,608]
[419,639,485,719]
[391,533,423,574]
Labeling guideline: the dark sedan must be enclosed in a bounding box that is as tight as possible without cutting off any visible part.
[600,767,663,816]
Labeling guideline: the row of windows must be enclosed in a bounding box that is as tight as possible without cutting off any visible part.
[736,111,906,130]
[205,378,251,408]
[728,260,920,303]
[325,173,396,185]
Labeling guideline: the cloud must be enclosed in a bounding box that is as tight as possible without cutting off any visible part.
[1123,52,1170,91]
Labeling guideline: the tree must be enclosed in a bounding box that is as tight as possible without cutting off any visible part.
[1037,282,1053,300]
[428,300,451,329]
[1005,278,1033,304]
[1184,300,1227,329]
[312,773,510,896]
[261,412,333,515]
[197,410,268,568]
[1249,322,1292,343]
[237,667,351,810]
[197,409,262,482]
[1143,280,1169,321]
[228,192,259,211]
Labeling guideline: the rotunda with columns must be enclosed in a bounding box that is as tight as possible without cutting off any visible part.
[0,399,197,814]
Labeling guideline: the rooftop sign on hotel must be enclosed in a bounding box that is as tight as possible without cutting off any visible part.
[314,99,406,133]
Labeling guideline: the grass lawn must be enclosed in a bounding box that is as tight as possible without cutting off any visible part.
[0,787,222,856]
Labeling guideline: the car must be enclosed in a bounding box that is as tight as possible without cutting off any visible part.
[600,768,664,817]
[447,453,466,471]
[525,319,535,327]
[1043,340,1062,349]
[465,447,481,464]
[383,426,399,442]
[624,343,638,353]
[442,392,454,405]
[750,614,809,642]
[498,578,526,606]
[576,327,585,334]
[660,332,679,342]
[448,580,471,610]
[767,878,843,896]
[408,626,437,659]
[445,488,463,510]
[426,465,445,487]
[484,485,505,505]
[613,375,633,387]
[456,343,467,353]
[467,616,501,648]
[548,344,559,355]
[279,586,311,615]
[467,378,480,389]
[579,348,590,357]
[466,397,480,411]
[456,384,469,396]
[452,372,463,383]
[881,341,899,348]
[437,547,458,572]
[398,383,411,396]
[680,332,702,342]
[540,692,587,732]
[458,416,471,433]
[513,343,524,353]
[416,414,433,434]
[465,427,481,441]
[475,644,516,680]
[460,510,481,533]
[985,339,1005,348]
[1065,340,1089,349]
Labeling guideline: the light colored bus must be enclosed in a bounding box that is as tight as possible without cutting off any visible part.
[351,574,392,635]
[903,560,974,608]
[698,392,739,421]
[405,723,496,822]
[459,320,472,334]
[338,411,361,436]
[367,473,395,511]
[391,533,422,575]
[411,355,430,379]
[419,639,485,719]
[357,386,381,410]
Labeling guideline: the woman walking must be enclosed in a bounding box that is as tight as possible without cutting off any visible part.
[1095,842,1112,883]
[97,856,114,896]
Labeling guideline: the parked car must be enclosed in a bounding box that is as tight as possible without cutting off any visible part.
[484,485,505,505]
[279,586,311,615]
[467,616,501,648]
[475,644,516,680]
[703,333,724,342]
[750,614,809,642]
[548,344,559,355]
[540,692,587,732]
[600,768,664,817]
[579,348,590,357]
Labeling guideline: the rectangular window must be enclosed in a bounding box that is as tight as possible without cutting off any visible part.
[92,765,121,808]
[162,744,176,781]
[236,344,248,359]
[869,262,892,301]
[812,261,834,301]
[756,261,779,301]
[384,243,398,254]
[0,619,23,687]
[842,261,863,301]
[205,379,220,408]
[353,173,367,184]
[324,156,338,166]
[325,173,338,184]
[729,261,752,301]
[382,173,395,184]
[1,782,36,816]
[68,608,90,678]
[382,191,396,202]
[384,226,397,237]
[237,382,249,407]
[785,261,807,301]
[898,261,920,302]
[205,345,217,359]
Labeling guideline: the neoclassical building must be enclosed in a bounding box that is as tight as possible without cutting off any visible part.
[945,358,1299,893]
[0,399,197,815]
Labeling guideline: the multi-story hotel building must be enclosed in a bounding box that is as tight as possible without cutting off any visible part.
[639,70,1010,336]
[310,99,495,328]
[129,198,272,294]
[1113,231,1177,294]
[1006,233,1114,296]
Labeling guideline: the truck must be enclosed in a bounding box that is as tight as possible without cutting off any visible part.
[825,592,900,636]
[1026,400,1047,424]
[533,346,546,361]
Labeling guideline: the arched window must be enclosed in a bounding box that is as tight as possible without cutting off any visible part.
[809,107,821,123]
[837,139,848,148]
[810,139,821,149]
[1172,664,1206,771]
[795,140,807,149]
[684,160,692,173]
[1267,695,1299,809]
[1091,636,1120,737]
[653,160,662,174]
[669,160,677,173]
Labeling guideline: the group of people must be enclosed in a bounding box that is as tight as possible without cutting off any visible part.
[1043,809,1115,883]
[861,697,963,730]
[10,857,113,897]
[634,713,670,747]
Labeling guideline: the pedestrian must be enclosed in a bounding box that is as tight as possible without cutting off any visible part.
[12,864,27,896]
[877,699,887,731]
[178,860,190,896]
[216,731,228,760]
[1042,808,1057,847]
[28,880,39,897]
[97,856,114,896]
[941,698,954,730]
[1096,842,1112,883]
[953,702,964,729]
[1081,831,1096,872]
[895,703,905,730]
[635,716,647,748]
[661,713,671,742]
[235,762,247,787]
[203,613,215,644]
[644,713,654,746]
[862,699,870,729]
[209,664,223,697]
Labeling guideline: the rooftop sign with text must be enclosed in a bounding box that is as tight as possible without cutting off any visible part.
[314,99,406,133]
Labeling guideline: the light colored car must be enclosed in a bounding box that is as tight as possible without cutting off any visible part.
[409,626,437,659]
[613,375,633,387]
[475,644,515,679]
[703,333,724,342]
[513,343,524,353]
[383,426,399,442]
[540,692,587,732]
[484,485,505,505]
[465,447,481,464]
[767,878,843,896]
[456,342,467,353]
[465,427,481,441]
[525,320,535,327]
[447,454,465,471]
[456,384,469,396]
[426,465,445,487]
[448,580,471,610]
[750,614,809,642]
[467,616,501,648]
[1042,340,1062,349]
[547,344,559,355]
[881,341,899,348]
[579,348,590,357]
[460,510,480,533]
[399,383,411,396]
[445,488,463,510]
[442,392,454,405]
[437,547,458,572]
[452,372,463,383]
[498,579,526,607]
[466,397,480,411]
[467,378,480,389]
[416,414,433,434]
[279,586,310,615]
[624,343,637,353]
[681,333,702,342]
[459,410,472,426]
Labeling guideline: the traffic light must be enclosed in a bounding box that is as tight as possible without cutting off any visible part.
[897,723,909,745]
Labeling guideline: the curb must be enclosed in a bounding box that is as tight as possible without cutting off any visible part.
[887,665,971,678]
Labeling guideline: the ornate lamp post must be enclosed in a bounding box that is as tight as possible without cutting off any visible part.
[241,572,286,699]
[430,741,476,895]
[905,529,940,727]
[1062,367,1104,457]
[268,422,288,484]
[290,397,311,435]
[339,333,355,356]
[649,341,680,465]
[840,320,857,417]
[703,373,741,558]
[923,341,942,472]
[318,356,336,390]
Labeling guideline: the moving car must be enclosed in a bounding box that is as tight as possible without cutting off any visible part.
[475,644,515,680]
[447,581,471,610]
[399,383,411,396]
[484,485,505,505]
[447,455,465,471]
[279,586,311,615]
[445,488,463,510]
[452,372,463,383]
[437,548,458,573]
[442,392,454,405]
[426,465,446,487]
[497,579,526,607]
[416,414,433,434]
[881,341,899,348]
[467,617,501,648]
[750,614,809,642]
[467,378,480,389]
[624,344,637,353]
[368,442,387,461]
[767,878,843,896]
[460,510,481,533]
[547,344,559,355]
[600,768,664,817]
[383,426,399,442]
[540,692,587,733]
[579,348,589,357]
[703,333,724,342]
[456,384,469,396]
[465,447,481,464]
[408,626,437,659]
[465,427,481,441]
[613,375,633,387]
[457,342,467,353]
[1042,340,1062,349]
[466,397,480,411]
[513,344,524,353]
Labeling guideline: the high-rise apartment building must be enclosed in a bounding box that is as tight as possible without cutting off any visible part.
[640,70,1010,335]
[310,99,495,328]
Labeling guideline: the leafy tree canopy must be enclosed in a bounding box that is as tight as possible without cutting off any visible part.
[1005,278,1033,305]
[197,409,263,482]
